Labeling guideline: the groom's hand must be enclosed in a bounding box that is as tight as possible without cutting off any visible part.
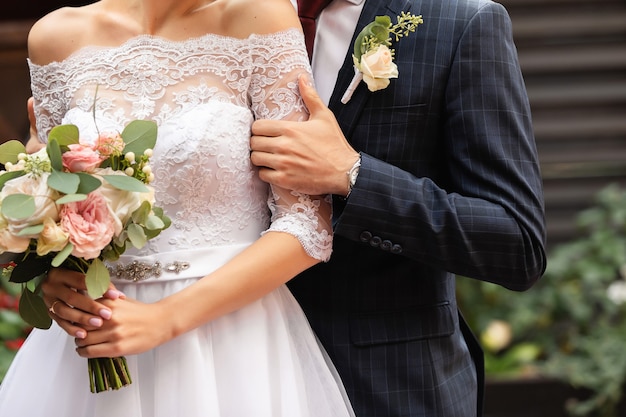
[250,75,359,196]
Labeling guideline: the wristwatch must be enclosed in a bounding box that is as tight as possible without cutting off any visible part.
[346,155,361,198]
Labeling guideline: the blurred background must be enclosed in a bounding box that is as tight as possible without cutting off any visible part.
[1,1,626,416]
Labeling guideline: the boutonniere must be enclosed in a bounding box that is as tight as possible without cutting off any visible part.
[341,12,424,104]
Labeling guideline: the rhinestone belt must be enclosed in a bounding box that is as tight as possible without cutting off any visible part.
[108,260,191,282]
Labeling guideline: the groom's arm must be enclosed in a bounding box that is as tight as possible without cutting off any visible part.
[337,2,546,290]
[251,2,546,291]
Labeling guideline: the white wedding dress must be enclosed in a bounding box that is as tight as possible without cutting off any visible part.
[0,29,354,417]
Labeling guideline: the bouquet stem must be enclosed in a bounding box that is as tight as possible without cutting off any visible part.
[88,357,132,393]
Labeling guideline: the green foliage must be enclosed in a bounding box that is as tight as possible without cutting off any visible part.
[1,194,35,219]
[352,13,423,61]
[121,120,158,156]
[0,140,26,165]
[457,184,626,417]
[0,280,31,383]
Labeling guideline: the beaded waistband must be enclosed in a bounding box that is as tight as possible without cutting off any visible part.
[106,243,252,283]
[108,260,191,282]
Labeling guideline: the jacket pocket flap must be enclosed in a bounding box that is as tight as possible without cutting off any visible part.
[350,302,454,346]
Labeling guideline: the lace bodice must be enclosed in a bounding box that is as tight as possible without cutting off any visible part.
[28,29,332,261]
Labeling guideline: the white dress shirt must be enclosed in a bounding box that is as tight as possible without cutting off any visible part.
[291,0,365,105]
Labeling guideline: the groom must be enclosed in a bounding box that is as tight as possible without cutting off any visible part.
[250,0,547,416]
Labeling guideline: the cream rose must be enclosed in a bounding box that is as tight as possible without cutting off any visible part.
[36,217,70,256]
[93,168,155,235]
[354,45,399,92]
[0,215,30,254]
[60,191,116,260]
[0,173,60,237]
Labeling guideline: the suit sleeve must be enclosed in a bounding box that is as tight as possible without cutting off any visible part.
[334,2,546,290]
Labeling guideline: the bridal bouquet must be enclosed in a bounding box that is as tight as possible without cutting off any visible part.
[0,120,170,392]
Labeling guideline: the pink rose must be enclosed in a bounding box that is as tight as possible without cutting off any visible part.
[62,143,105,173]
[60,191,116,259]
[94,132,125,158]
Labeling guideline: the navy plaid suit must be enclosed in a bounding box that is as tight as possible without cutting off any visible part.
[287,0,547,416]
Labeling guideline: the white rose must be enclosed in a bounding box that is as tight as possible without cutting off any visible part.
[354,45,399,92]
[94,168,155,236]
[0,173,60,237]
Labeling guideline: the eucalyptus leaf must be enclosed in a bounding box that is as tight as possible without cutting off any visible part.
[17,224,44,237]
[1,194,35,220]
[121,120,157,155]
[0,140,26,165]
[48,124,79,147]
[56,194,88,205]
[146,215,165,231]
[0,170,25,191]
[18,287,52,329]
[157,209,171,229]
[131,201,151,224]
[85,258,111,299]
[48,170,80,194]
[51,243,74,267]
[127,223,147,248]
[102,175,148,192]
[46,139,64,172]
[76,172,102,194]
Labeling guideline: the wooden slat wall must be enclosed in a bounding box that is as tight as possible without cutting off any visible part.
[0,20,31,141]
[500,0,626,246]
[2,0,626,246]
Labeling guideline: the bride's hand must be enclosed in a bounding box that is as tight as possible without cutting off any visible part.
[74,297,171,358]
[42,267,124,339]
[25,97,45,153]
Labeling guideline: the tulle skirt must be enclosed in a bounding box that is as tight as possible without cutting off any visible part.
[0,278,354,417]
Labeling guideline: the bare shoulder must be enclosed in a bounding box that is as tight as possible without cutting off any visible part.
[28,4,102,65]
[222,0,302,37]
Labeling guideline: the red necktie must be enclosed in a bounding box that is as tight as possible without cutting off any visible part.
[297,0,333,60]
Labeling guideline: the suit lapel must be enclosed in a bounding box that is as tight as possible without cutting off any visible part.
[328,0,415,139]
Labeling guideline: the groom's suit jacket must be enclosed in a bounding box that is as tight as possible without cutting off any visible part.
[288,0,546,416]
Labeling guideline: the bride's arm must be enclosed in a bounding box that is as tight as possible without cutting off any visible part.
[74,232,320,357]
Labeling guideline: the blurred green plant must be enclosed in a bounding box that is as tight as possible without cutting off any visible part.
[0,274,31,383]
[458,183,626,417]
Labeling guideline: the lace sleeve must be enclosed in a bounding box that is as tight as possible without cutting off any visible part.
[250,30,333,262]
[28,59,68,143]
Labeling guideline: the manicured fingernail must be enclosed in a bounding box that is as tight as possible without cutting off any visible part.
[298,73,313,87]
[99,309,112,320]
[104,289,120,299]
[89,317,103,327]
[75,330,86,339]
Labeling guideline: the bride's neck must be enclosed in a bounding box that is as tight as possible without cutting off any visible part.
[120,0,217,34]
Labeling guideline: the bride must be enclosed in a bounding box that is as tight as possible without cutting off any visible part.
[0,0,355,416]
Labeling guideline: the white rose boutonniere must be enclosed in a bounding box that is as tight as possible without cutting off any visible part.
[341,12,424,104]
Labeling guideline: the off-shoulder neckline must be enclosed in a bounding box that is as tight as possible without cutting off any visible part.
[28,27,303,69]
